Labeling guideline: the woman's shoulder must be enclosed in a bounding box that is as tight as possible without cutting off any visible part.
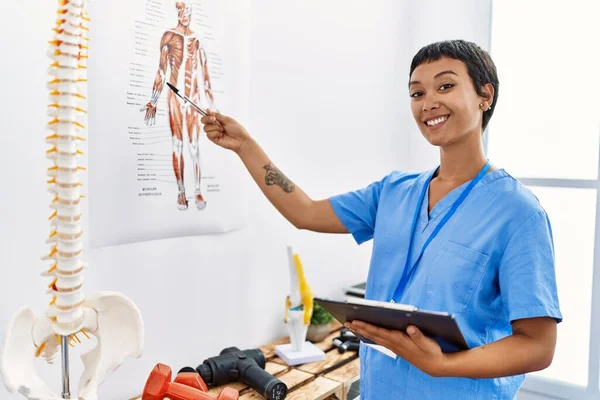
[489,169,548,218]
[382,169,432,187]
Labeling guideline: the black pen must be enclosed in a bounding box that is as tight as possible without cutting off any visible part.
[166,82,208,116]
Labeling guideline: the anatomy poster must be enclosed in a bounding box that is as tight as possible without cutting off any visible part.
[87,0,249,247]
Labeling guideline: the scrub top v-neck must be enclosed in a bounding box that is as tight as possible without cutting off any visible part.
[329,167,562,400]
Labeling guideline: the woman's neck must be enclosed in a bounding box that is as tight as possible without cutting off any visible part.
[435,135,489,183]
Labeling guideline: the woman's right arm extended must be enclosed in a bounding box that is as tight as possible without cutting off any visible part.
[201,111,348,233]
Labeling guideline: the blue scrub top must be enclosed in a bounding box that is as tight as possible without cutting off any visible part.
[329,167,563,400]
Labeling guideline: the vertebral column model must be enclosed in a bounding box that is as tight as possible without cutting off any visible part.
[45,0,90,338]
[0,1,144,399]
[141,1,216,211]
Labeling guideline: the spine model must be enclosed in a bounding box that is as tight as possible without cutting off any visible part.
[45,0,89,339]
[0,2,144,399]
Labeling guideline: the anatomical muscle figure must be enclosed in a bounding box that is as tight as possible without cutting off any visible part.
[141,1,216,211]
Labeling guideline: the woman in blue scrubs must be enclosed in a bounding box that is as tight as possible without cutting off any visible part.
[201,39,562,400]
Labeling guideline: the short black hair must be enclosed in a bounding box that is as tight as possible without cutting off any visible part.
[410,40,499,132]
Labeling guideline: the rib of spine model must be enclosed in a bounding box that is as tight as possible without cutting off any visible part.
[0,1,144,399]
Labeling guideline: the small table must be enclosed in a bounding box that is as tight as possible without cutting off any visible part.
[132,321,360,400]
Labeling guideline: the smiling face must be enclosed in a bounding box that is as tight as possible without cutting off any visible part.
[409,57,492,147]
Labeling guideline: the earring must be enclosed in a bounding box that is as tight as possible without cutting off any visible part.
[479,103,483,108]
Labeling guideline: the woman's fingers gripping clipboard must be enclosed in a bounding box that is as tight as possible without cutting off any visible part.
[314,297,469,353]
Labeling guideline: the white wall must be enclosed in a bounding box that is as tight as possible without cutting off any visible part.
[1,1,556,400]
[244,0,415,342]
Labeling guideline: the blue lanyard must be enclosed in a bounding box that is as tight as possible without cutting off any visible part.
[390,161,491,303]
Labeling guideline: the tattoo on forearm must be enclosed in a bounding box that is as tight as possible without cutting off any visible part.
[264,162,296,193]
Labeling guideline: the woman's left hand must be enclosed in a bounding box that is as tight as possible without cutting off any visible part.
[347,320,447,377]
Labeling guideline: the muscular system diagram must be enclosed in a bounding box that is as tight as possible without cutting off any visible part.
[90,0,244,247]
[140,1,216,211]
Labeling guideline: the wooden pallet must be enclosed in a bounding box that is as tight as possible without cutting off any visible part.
[132,320,360,400]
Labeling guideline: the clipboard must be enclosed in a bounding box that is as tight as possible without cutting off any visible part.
[315,297,469,353]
